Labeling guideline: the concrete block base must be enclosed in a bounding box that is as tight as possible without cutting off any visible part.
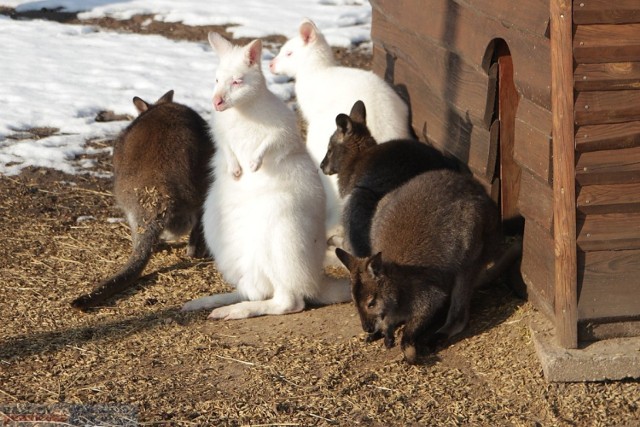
[530,312,640,382]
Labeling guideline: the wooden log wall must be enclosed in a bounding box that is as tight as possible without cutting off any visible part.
[370,0,551,187]
[573,0,640,338]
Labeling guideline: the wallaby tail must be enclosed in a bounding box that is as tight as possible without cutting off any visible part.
[310,275,352,306]
[70,219,162,311]
[478,237,523,288]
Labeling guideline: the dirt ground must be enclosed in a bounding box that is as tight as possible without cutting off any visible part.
[1,8,640,427]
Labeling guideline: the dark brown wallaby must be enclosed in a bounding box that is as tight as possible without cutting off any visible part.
[320,100,466,257]
[71,90,214,311]
[336,168,506,364]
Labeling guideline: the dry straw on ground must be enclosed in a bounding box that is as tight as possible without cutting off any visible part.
[1,145,639,427]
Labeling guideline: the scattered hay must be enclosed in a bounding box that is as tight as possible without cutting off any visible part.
[1,168,639,426]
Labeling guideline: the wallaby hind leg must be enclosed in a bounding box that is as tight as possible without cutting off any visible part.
[70,218,162,311]
[186,214,209,258]
[436,263,484,340]
[206,292,305,320]
[400,290,449,364]
[401,316,437,365]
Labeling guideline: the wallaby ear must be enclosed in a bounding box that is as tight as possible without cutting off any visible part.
[156,90,174,104]
[299,19,318,45]
[245,39,262,67]
[335,114,353,137]
[132,96,149,114]
[335,248,356,272]
[208,32,233,56]
[349,100,367,125]
[366,252,384,279]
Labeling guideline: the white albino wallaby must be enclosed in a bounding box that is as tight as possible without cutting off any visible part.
[269,19,411,245]
[182,33,350,319]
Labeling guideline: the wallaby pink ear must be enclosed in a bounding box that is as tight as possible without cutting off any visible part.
[156,90,174,104]
[245,39,262,67]
[350,100,367,125]
[299,19,318,45]
[208,32,233,56]
[132,96,149,114]
[366,252,384,279]
[335,114,353,137]
[335,248,356,272]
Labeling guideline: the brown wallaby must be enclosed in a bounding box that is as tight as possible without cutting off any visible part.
[336,168,510,364]
[71,90,214,311]
[320,100,466,257]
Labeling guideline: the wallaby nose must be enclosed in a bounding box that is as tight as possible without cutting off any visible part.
[213,95,225,112]
[320,157,333,175]
[268,59,276,72]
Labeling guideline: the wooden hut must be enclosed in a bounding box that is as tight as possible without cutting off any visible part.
[369,0,640,351]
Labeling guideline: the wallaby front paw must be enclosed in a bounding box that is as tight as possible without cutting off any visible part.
[249,157,262,172]
[230,166,242,180]
[327,234,344,248]
[365,330,383,343]
[383,334,396,348]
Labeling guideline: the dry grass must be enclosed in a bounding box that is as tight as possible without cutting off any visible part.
[1,168,639,426]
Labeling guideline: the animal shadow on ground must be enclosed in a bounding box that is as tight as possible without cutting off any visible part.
[409,280,524,366]
[0,304,202,362]
[0,255,209,362]
[76,242,210,310]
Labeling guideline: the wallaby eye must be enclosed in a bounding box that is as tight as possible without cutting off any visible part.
[286,51,293,57]
[367,296,376,309]
[232,79,243,86]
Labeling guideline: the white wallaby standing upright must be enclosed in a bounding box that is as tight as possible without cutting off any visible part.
[182,33,350,319]
[269,19,411,247]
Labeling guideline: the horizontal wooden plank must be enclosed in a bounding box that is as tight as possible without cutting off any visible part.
[574,90,640,126]
[514,119,552,183]
[577,182,640,215]
[459,0,550,37]
[516,96,553,134]
[517,170,553,234]
[573,0,640,25]
[371,0,552,108]
[574,23,640,64]
[577,212,640,251]
[372,11,492,125]
[575,121,640,152]
[513,98,553,183]
[575,145,640,185]
[578,249,640,321]
[575,62,640,91]
[521,218,555,321]
[373,46,496,179]
[578,319,640,341]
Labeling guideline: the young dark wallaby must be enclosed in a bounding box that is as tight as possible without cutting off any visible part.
[336,168,506,364]
[71,90,214,311]
[320,100,466,257]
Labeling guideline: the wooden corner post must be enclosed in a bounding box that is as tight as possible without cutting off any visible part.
[550,0,578,348]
